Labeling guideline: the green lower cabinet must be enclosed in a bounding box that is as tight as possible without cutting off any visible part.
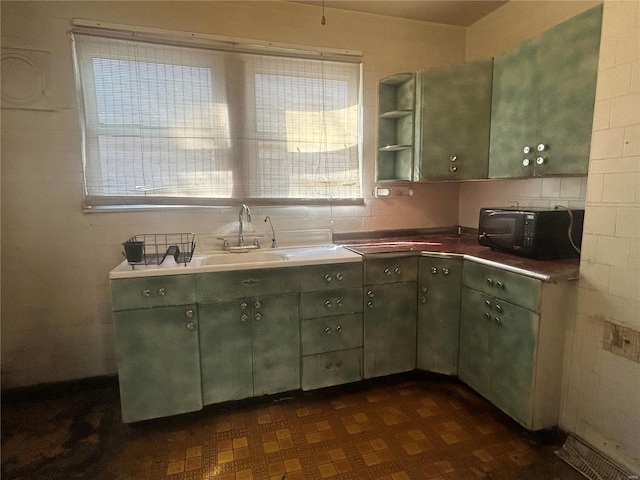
[459,286,539,428]
[417,256,462,375]
[364,281,417,378]
[114,305,203,423]
[302,348,363,391]
[199,294,300,404]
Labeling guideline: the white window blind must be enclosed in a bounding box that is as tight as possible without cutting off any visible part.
[72,31,362,207]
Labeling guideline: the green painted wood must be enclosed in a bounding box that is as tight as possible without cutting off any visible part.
[252,294,300,396]
[419,58,493,180]
[299,262,363,292]
[195,268,300,302]
[458,288,492,400]
[490,298,539,428]
[111,275,196,311]
[301,313,363,355]
[198,299,254,405]
[114,305,202,423]
[462,261,541,312]
[364,256,418,286]
[489,36,542,178]
[300,288,363,320]
[536,5,603,176]
[363,281,417,379]
[417,256,462,375]
[301,348,363,391]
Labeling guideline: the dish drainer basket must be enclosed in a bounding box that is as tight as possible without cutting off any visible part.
[122,233,196,267]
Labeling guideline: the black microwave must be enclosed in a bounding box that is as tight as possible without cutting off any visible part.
[478,207,584,259]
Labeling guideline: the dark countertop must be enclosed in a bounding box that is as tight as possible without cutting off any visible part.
[338,231,580,283]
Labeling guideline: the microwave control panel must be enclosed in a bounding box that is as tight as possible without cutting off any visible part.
[523,214,535,247]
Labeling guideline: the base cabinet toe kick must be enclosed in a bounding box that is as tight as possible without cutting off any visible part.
[111,255,576,428]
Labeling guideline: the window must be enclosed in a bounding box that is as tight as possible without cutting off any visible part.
[72,28,362,207]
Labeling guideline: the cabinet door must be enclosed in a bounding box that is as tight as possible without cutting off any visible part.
[199,299,253,405]
[490,299,539,428]
[419,59,493,180]
[114,305,202,422]
[252,294,300,397]
[417,256,462,374]
[536,4,602,175]
[364,282,417,378]
[489,37,541,178]
[458,288,491,400]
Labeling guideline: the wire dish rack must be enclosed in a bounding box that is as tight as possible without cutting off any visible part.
[122,233,196,268]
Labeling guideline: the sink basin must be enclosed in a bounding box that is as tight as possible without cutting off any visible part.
[201,251,288,265]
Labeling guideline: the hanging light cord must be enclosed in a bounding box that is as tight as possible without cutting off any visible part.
[321,0,326,25]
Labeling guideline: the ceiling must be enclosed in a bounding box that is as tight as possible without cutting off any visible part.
[290,1,509,27]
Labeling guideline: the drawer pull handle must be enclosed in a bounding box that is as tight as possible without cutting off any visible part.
[367,290,374,297]
[142,289,151,297]
[384,268,392,275]
[185,309,194,318]
[484,312,491,320]
[325,300,332,307]
[242,278,259,286]
[325,327,332,334]
[325,362,332,370]
[336,299,342,306]
[495,317,502,325]
[336,273,344,281]
[336,361,343,368]
[496,281,504,289]
[157,288,166,296]
[336,325,342,332]
[254,312,263,321]
[325,274,333,282]
[495,304,502,313]
[240,314,249,322]
[367,301,374,308]
[487,278,493,286]
[485,300,491,307]
[186,322,196,330]
[394,268,401,275]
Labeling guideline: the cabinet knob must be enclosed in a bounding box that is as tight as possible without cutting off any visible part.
[421,286,428,293]
[431,267,438,274]
[442,268,449,275]
[495,304,503,313]
[523,146,532,154]
[240,302,248,310]
[336,273,344,281]
[484,312,491,320]
[384,268,392,275]
[496,281,504,289]
[336,325,342,332]
[254,300,263,308]
[421,297,427,304]
[336,361,343,368]
[486,278,493,286]
[449,166,458,172]
[536,156,545,165]
[485,300,491,307]
[325,326,332,334]
[495,317,502,325]
[142,289,151,297]
[394,268,401,275]
[325,300,332,307]
[186,322,196,330]
[325,362,332,370]
[240,314,249,322]
[336,299,342,306]
[523,158,531,167]
[254,312,263,321]
[324,274,333,282]
[185,309,194,318]
[157,288,166,296]
[537,143,546,152]
[367,301,374,308]
[449,155,457,162]
[367,290,374,297]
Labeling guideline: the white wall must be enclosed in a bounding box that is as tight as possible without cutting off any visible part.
[0,1,463,387]
[561,0,640,473]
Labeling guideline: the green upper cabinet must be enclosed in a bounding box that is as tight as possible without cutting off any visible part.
[376,73,416,182]
[489,5,603,178]
[417,58,493,180]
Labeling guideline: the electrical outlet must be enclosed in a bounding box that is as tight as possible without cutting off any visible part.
[603,322,640,363]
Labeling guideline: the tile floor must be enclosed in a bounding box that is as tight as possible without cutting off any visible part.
[1,374,585,480]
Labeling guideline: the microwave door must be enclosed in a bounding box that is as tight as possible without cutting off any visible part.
[480,212,525,251]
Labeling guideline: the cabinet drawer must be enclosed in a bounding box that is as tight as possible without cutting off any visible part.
[302,348,362,391]
[300,288,363,319]
[365,256,418,285]
[196,268,300,302]
[301,313,363,355]
[463,261,541,312]
[299,262,363,292]
[111,275,196,311]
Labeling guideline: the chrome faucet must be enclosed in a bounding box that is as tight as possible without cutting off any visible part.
[238,204,252,246]
[264,216,277,248]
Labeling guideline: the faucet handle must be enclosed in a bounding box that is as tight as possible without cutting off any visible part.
[253,235,264,248]
[216,237,230,248]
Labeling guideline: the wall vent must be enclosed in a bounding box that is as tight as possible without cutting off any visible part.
[556,435,636,480]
